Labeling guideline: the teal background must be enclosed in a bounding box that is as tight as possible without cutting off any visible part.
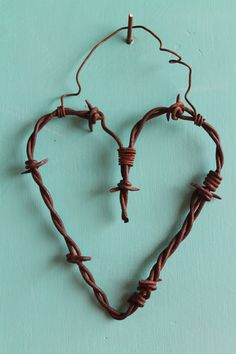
[1,1,235,353]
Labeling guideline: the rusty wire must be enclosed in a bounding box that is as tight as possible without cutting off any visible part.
[22,24,224,320]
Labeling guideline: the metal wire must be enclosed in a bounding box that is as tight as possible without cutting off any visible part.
[22,23,224,320]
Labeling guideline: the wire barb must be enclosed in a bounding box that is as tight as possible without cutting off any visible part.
[66,253,91,263]
[21,158,48,174]
[85,100,104,132]
[166,94,185,121]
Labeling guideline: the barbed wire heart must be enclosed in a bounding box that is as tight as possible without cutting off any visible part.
[22,21,224,320]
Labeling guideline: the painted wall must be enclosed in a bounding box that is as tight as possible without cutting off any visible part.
[0,1,235,353]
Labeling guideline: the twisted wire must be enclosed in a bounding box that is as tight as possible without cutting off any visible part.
[22,97,223,320]
[22,26,224,320]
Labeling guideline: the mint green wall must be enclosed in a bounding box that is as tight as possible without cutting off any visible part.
[1,1,235,353]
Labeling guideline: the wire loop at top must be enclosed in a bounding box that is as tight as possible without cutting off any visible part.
[60,25,196,116]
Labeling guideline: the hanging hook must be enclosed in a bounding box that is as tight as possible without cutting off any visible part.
[126,13,134,44]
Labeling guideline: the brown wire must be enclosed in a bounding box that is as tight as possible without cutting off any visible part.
[22,25,224,320]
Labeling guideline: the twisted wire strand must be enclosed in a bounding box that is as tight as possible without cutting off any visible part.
[22,96,223,320]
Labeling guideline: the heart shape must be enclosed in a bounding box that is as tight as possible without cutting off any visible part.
[22,24,223,320]
[22,95,223,320]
